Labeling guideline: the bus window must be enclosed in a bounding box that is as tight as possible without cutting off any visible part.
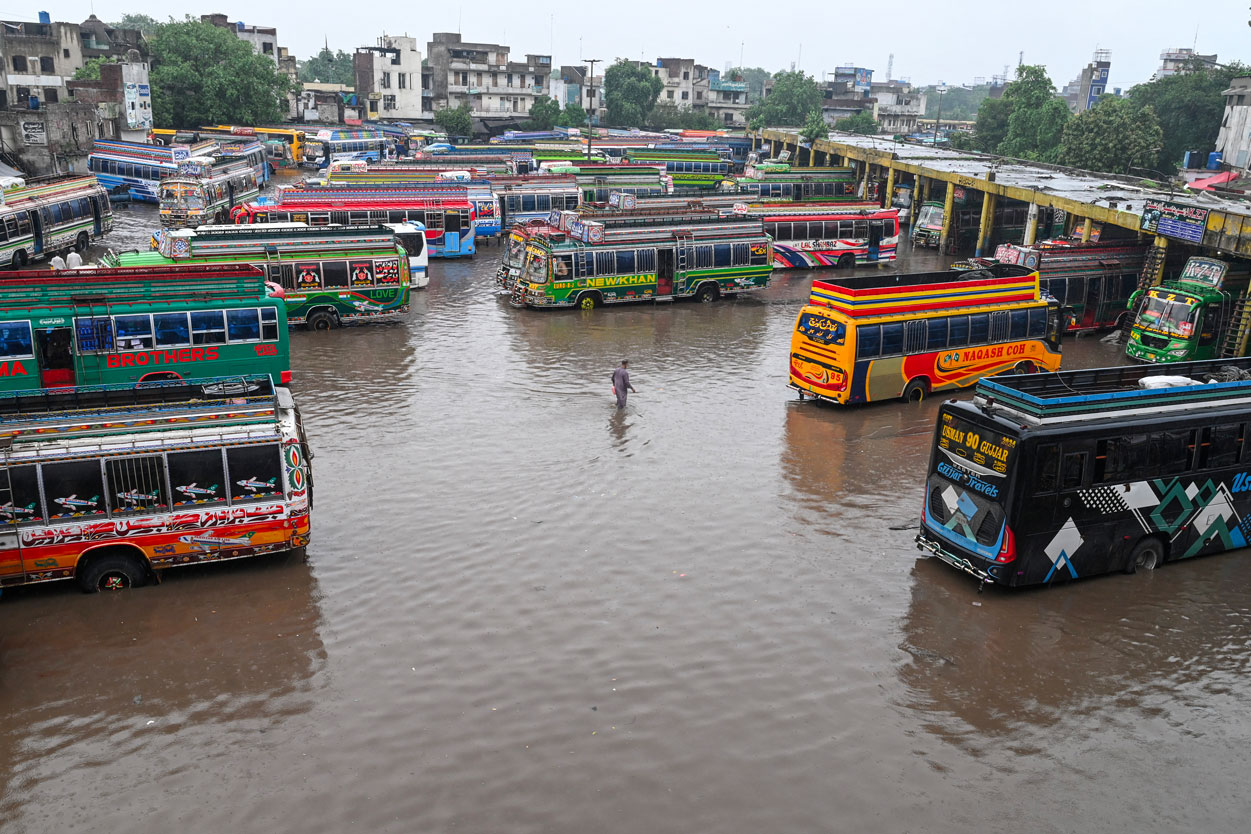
[926,318,948,350]
[154,313,191,346]
[115,315,155,350]
[1156,429,1195,473]
[323,262,350,288]
[880,322,904,355]
[1028,308,1048,338]
[968,314,989,344]
[226,444,283,503]
[75,317,115,352]
[1200,424,1244,468]
[106,455,169,515]
[260,308,279,340]
[226,309,262,341]
[42,460,108,521]
[5,465,44,524]
[616,250,635,273]
[190,311,227,345]
[0,321,33,358]
[948,315,969,347]
[1034,444,1059,493]
[1009,309,1029,339]
[168,449,227,507]
[1060,451,1087,490]
[857,325,881,359]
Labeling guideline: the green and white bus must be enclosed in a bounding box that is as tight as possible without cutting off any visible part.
[0,265,290,391]
[0,175,113,268]
[107,223,424,330]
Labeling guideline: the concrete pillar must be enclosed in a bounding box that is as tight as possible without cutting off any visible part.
[861,163,872,200]
[1023,202,1040,246]
[974,191,997,257]
[938,184,957,254]
[1080,217,1093,243]
[885,166,896,210]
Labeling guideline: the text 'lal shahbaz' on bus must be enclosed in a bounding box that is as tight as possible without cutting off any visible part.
[788,264,1064,405]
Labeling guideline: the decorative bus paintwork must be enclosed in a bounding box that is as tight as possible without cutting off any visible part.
[158,159,261,228]
[624,149,732,190]
[0,176,113,267]
[788,265,1063,405]
[107,224,418,328]
[917,357,1251,587]
[1126,256,1251,364]
[743,203,899,269]
[87,139,216,203]
[0,265,290,390]
[511,214,772,309]
[0,376,311,593]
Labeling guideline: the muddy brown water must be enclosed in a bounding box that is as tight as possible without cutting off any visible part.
[2,202,1249,833]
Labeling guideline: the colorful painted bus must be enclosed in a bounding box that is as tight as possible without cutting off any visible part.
[1126,256,1251,364]
[305,130,388,167]
[911,193,1066,252]
[106,224,419,329]
[0,375,311,592]
[232,193,476,258]
[729,164,872,203]
[624,150,732,190]
[743,203,899,269]
[917,356,1251,587]
[158,159,261,228]
[788,266,1063,405]
[0,265,290,390]
[197,126,306,170]
[87,139,216,203]
[541,163,672,202]
[511,215,772,309]
[214,139,272,185]
[314,174,503,239]
[0,176,113,268]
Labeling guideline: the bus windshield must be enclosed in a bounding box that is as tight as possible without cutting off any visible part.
[523,247,549,285]
[1137,292,1199,337]
[160,182,205,209]
[915,204,943,228]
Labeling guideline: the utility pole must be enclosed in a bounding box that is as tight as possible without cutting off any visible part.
[932,84,947,146]
[585,58,599,160]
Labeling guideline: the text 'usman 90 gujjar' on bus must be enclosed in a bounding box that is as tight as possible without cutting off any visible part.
[0,264,291,389]
[0,376,312,593]
[788,262,1064,405]
[917,357,1251,588]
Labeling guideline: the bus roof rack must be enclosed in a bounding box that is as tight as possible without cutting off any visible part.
[974,357,1251,423]
[809,266,1039,318]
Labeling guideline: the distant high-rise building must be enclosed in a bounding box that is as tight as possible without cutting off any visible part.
[1154,48,1218,81]
[1064,50,1111,113]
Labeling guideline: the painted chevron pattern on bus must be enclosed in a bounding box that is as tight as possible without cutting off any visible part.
[809,276,1038,318]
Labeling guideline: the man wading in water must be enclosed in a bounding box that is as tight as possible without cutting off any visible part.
[611,360,637,409]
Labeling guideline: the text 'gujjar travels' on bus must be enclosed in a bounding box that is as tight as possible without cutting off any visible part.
[0,376,311,592]
[0,265,290,390]
[788,264,1063,405]
[916,357,1251,588]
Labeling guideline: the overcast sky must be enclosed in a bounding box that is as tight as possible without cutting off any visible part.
[54,1,1249,91]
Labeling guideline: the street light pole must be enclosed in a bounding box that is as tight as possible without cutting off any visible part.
[931,84,947,146]
[585,58,599,161]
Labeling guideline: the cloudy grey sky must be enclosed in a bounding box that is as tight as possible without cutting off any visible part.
[57,1,1249,91]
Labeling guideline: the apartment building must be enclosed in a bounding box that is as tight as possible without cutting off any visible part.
[355,35,424,120]
[426,33,551,118]
[707,69,747,127]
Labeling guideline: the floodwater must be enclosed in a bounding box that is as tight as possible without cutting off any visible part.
[3,204,1251,833]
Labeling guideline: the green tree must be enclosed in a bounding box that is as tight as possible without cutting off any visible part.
[1129,60,1251,172]
[923,85,990,121]
[833,111,878,135]
[745,70,821,127]
[434,103,473,138]
[110,13,162,36]
[298,47,356,86]
[994,64,1069,162]
[555,102,587,127]
[945,131,978,150]
[645,103,720,131]
[603,60,664,127]
[149,21,290,129]
[800,109,830,143]
[74,57,110,81]
[1058,98,1164,174]
[727,66,771,101]
[972,96,1012,153]
[526,95,562,130]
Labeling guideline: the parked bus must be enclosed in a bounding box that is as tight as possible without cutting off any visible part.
[911,193,1066,252]
[232,192,475,258]
[494,180,581,227]
[742,203,899,269]
[308,175,503,239]
[195,126,306,170]
[540,162,672,202]
[916,356,1251,587]
[0,265,290,390]
[729,163,872,203]
[305,130,388,167]
[87,139,215,203]
[158,159,261,228]
[788,265,1063,405]
[956,240,1151,333]
[106,223,420,328]
[0,375,311,593]
[0,176,113,268]
[625,149,732,190]
[510,214,772,309]
[214,139,272,185]
[1126,256,1251,364]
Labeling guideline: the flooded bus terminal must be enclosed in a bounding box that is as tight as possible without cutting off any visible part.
[2,200,1250,833]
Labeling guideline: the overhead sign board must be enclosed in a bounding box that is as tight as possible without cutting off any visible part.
[1140,199,1209,244]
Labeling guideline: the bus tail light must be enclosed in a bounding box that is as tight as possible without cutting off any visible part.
[995,524,1016,563]
[280,371,292,385]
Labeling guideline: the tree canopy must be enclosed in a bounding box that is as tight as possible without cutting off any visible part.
[923,85,990,121]
[434,103,473,138]
[149,20,290,129]
[299,47,355,86]
[833,111,878,135]
[73,57,110,81]
[972,96,1011,153]
[110,14,162,36]
[603,60,664,127]
[645,103,719,131]
[1058,97,1164,174]
[968,65,1068,162]
[726,66,771,102]
[556,102,587,128]
[1128,60,1251,172]
[746,70,821,127]
[526,96,562,130]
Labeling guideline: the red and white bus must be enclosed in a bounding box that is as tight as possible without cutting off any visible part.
[740,203,900,270]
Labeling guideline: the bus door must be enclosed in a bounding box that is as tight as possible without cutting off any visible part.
[89,195,105,235]
[868,222,882,262]
[657,249,675,295]
[1081,270,1106,329]
[0,462,26,583]
[35,327,75,387]
[30,209,45,254]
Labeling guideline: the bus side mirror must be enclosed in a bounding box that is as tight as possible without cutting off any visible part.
[1127,290,1142,309]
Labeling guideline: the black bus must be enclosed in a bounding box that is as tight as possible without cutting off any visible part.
[917,357,1251,587]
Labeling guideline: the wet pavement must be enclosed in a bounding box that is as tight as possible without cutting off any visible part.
[3,203,1250,833]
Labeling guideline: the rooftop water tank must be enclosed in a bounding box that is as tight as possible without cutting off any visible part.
[38,11,50,24]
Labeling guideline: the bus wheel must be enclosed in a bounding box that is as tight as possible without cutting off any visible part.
[902,378,929,403]
[78,549,149,593]
[1013,361,1037,374]
[837,254,855,270]
[307,310,337,331]
[75,232,90,253]
[1125,538,1164,574]
[695,283,719,303]
[12,249,27,269]
[577,293,600,310]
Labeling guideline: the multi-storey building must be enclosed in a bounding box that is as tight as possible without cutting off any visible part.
[354,35,424,120]
[870,81,925,134]
[550,65,603,125]
[647,58,710,109]
[1154,48,1218,81]
[1062,50,1111,113]
[1216,76,1251,170]
[426,33,551,120]
[707,69,748,127]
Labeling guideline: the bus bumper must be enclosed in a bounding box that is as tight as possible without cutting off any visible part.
[787,381,848,405]
[915,530,996,584]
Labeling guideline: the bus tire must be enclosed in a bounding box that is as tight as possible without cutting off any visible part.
[902,378,929,403]
[307,310,337,331]
[694,282,720,303]
[77,548,150,593]
[837,253,856,270]
[1013,361,1037,374]
[75,232,90,253]
[12,249,27,269]
[576,292,601,310]
[1125,537,1164,574]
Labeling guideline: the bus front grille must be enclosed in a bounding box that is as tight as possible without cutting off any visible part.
[928,486,947,524]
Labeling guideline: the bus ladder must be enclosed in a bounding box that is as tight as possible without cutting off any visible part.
[1220,294,1251,359]
[665,231,693,302]
[1116,243,1169,343]
[263,248,284,286]
[71,299,109,386]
